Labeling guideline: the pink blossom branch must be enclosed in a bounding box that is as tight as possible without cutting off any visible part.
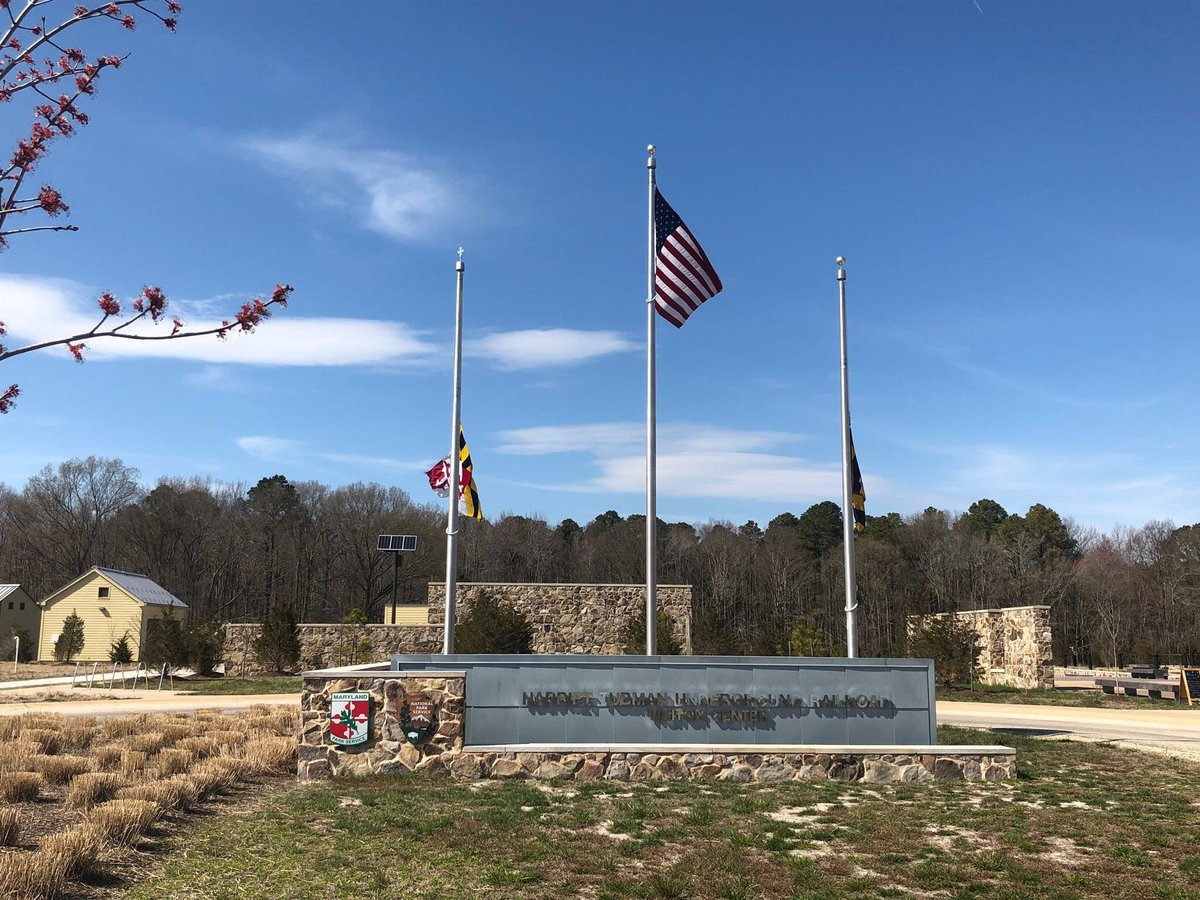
[0,283,294,367]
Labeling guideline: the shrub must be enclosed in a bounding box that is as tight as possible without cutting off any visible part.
[141,609,187,669]
[186,618,226,675]
[7,625,35,662]
[907,614,983,688]
[108,631,133,665]
[456,592,534,654]
[253,602,301,672]
[783,615,835,657]
[620,608,683,655]
[329,607,373,667]
[55,610,85,662]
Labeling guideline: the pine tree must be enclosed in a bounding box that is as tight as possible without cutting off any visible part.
[253,602,301,673]
[108,631,133,665]
[56,610,86,662]
[457,592,533,654]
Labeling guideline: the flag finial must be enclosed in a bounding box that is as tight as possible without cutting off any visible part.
[836,256,846,266]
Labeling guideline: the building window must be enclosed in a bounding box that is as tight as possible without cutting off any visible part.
[5,602,10,610]
[98,587,109,598]
[18,602,24,610]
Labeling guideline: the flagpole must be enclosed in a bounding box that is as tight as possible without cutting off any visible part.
[645,145,658,657]
[443,249,465,655]
[837,255,859,659]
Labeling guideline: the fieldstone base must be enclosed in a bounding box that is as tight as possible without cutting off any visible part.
[298,666,1016,783]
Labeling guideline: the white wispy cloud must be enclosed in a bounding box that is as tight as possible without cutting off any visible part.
[466,329,637,369]
[0,275,437,367]
[241,132,466,241]
[495,422,841,502]
[236,436,302,462]
[237,436,428,473]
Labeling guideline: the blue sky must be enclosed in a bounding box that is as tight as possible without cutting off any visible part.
[2,0,1198,532]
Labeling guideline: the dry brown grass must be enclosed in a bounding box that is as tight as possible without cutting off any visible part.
[91,743,125,771]
[159,722,196,744]
[240,736,296,776]
[28,754,95,785]
[0,771,44,802]
[185,757,244,799]
[99,713,153,741]
[153,747,197,777]
[206,728,248,750]
[0,808,19,847]
[57,720,99,751]
[88,798,161,847]
[125,730,168,755]
[115,777,195,813]
[0,847,67,900]
[0,739,42,772]
[119,749,149,777]
[21,727,62,755]
[176,735,220,758]
[0,706,300,900]
[40,823,106,880]
[65,771,127,810]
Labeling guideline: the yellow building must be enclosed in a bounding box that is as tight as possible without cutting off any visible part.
[37,567,188,663]
[1,584,41,659]
[382,601,429,625]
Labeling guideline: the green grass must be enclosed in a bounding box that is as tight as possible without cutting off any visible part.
[937,683,1173,708]
[123,725,1200,899]
[175,675,303,695]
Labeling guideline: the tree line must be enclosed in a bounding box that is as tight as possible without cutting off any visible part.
[2,456,1198,667]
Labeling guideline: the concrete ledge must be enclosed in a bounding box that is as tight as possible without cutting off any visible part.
[465,743,1015,756]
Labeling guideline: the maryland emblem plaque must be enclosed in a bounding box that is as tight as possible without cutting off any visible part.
[399,691,438,746]
[330,692,371,747]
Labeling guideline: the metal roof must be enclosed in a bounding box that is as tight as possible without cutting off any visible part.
[0,584,21,601]
[94,568,188,609]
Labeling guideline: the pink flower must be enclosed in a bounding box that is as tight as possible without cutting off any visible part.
[38,185,69,216]
[97,292,120,316]
[141,285,167,321]
[67,342,85,362]
[0,385,19,415]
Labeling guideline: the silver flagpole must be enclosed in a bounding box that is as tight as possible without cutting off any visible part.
[837,255,858,659]
[443,249,466,655]
[645,145,658,657]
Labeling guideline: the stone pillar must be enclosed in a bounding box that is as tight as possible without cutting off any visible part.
[298,671,465,781]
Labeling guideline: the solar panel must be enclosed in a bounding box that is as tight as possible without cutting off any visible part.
[377,534,418,552]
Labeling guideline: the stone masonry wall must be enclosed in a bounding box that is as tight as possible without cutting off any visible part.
[225,624,441,676]
[227,582,693,673]
[427,583,693,655]
[909,605,1053,689]
[298,670,1015,783]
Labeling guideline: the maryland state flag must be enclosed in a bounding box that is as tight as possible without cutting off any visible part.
[426,426,482,520]
[850,430,866,533]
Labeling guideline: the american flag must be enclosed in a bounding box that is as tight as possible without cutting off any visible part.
[653,188,723,327]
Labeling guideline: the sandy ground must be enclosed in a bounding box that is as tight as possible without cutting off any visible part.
[0,689,298,717]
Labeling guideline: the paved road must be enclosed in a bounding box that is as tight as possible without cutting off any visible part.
[938,700,1200,761]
